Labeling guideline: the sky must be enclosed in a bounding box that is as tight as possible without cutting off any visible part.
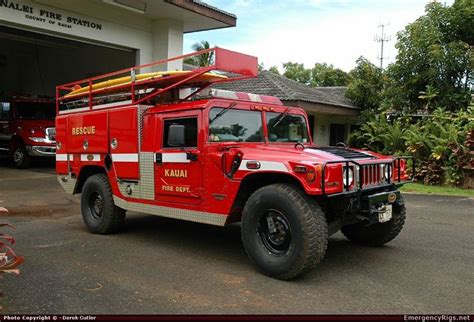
[184,0,454,72]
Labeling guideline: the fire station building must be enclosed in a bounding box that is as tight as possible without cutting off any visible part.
[0,0,236,97]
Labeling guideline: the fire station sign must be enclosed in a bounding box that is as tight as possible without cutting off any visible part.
[0,0,103,31]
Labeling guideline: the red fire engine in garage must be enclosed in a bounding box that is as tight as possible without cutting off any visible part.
[0,96,56,168]
[55,48,414,280]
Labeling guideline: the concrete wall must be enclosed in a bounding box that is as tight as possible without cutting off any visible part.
[308,113,358,146]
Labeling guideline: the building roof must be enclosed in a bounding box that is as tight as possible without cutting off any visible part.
[164,0,236,31]
[213,71,359,109]
[191,0,237,19]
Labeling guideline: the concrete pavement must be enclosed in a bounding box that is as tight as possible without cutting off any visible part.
[0,164,472,314]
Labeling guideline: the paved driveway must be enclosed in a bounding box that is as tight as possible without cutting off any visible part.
[0,164,473,314]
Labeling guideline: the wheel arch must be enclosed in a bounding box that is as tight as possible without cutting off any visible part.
[8,134,24,151]
[226,172,307,224]
[74,165,108,194]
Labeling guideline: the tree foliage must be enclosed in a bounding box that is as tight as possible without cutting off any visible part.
[184,40,214,67]
[385,0,473,112]
[268,66,280,75]
[283,62,311,85]
[346,57,385,110]
[311,63,349,87]
[349,106,474,186]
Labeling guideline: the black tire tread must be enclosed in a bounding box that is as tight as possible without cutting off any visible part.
[10,144,31,169]
[81,173,125,234]
[242,183,328,280]
[341,203,406,246]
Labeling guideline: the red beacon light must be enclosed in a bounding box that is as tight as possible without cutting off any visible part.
[204,88,283,105]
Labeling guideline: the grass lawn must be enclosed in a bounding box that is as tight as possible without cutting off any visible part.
[400,183,474,197]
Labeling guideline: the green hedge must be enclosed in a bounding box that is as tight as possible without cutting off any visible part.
[349,107,474,186]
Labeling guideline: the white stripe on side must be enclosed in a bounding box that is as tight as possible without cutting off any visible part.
[238,160,289,172]
[111,153,139,162]
[160,153,190,163]
[56,154,68,161]
[69,154,74,161]
[80,154,101,162]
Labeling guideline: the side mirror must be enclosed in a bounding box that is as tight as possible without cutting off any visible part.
[167,124,185,147]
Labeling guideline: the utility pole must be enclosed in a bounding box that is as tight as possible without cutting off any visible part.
[375,23,391,69]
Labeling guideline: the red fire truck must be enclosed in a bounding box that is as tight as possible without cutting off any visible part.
[0,96,56,168]
[55,48,413,280]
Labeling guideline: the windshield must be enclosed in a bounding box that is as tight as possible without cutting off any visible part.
[266,112,309,143]
[15,102,55,120]
[209,108,263,142]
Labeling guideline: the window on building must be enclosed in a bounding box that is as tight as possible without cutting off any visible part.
[329,124,347,146]
[266,112,309,143]
[163,117,198,148]
[209,108,263,142]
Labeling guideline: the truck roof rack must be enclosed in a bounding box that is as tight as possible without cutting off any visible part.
[56,47,258,115]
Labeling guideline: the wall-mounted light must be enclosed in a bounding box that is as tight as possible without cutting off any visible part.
[102,0,147,14]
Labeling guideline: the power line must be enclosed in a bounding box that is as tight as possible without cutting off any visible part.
[375,23,391,69]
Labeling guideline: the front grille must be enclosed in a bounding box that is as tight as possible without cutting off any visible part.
[358,163,387,188]
[310,147,374,160]
[46,127,56,142]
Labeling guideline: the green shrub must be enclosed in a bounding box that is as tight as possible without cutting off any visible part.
[349,106,474,186]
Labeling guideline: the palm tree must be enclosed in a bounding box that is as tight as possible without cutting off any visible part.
[184,40,214,67]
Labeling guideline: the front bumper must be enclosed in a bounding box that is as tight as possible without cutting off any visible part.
[26,145,56,157]
[361,190,403,224]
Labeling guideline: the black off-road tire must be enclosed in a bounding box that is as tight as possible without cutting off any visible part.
[241,183,328,280]
[341,203,406,246]
[10,144,31,169]
[81,173,126,234]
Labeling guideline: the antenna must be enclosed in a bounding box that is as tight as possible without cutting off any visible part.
[374,23,391,69]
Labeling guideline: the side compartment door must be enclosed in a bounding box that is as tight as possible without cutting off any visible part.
[154,111,203,206]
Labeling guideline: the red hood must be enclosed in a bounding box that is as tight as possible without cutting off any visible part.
[235,144,393,164]
[16,120,55,132]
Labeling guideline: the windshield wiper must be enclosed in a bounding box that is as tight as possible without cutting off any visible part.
[210,102,237,124]
[272,106,292,128]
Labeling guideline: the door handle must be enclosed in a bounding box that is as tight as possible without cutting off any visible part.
[186,152,198,161]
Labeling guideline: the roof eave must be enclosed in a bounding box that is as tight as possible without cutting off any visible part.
[164,0,236,28]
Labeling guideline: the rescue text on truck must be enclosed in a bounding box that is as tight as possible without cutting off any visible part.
[55,48,414,280]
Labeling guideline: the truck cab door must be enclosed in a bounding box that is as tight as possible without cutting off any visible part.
[154,111,203,206]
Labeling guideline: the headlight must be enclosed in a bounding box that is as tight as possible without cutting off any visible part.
[381,164,391,179]
[343,167,354,186]
[29,137,47,143]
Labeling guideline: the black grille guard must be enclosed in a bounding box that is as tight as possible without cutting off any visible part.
[321,157,415,196]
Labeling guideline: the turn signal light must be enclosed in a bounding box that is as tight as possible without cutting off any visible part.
[294,165,307,173]
[306,170,316,183]
[246,161,261,169]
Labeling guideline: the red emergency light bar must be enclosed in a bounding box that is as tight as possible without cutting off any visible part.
[207,89,283,105]
[56,47,259,114]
